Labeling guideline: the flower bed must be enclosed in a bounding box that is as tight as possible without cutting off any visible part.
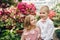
[0,2,36,40]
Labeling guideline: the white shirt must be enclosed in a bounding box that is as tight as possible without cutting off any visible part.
[36,18,55,40]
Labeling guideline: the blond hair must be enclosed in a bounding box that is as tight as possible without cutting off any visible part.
[40,5,49,13]
[24,15,35,30]
[24,15,30,27]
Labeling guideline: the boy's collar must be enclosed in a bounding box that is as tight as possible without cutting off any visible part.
[40,17,49,22]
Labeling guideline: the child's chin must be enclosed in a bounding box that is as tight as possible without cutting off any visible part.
[33,24,36,26]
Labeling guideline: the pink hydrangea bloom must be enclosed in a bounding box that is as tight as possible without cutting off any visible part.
[49,10,56,19]
[0,8,2,15]
[17,2,36,15]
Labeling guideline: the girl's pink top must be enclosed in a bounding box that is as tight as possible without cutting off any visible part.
[21,27,41,40]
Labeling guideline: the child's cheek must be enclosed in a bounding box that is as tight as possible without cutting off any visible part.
[30,21,34,25]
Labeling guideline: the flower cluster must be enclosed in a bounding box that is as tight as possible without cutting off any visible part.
[48,10,56,19]
[0,8,3,15]
[0,2,36,30]
[17,2,36,15]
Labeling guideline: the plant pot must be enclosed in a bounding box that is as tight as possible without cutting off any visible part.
[16,30,23,35]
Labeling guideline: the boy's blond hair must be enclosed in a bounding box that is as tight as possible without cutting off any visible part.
[40,6,49,13]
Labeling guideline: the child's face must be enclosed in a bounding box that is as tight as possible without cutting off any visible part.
[30,16,37,26]
[40,9,48,19]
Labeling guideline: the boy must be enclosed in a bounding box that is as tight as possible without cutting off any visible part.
[36,6,55,40]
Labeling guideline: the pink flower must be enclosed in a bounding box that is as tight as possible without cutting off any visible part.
[48,10,56,19]
[0,8,2,15]
[17,2,27,10]
[0,11,2,15]
[4,8,12,14]
[17,2,36,15]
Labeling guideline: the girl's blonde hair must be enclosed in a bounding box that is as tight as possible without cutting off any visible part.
[24,15,35,30]
[40,5,49,13]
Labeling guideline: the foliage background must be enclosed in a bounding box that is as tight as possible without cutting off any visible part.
[0,0,60,40]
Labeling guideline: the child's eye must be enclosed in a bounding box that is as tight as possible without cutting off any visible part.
[30,19,35,21]
[30,19,33,21]
[40,13,42,14]
[40,12,45,14]
[42,12,45,14]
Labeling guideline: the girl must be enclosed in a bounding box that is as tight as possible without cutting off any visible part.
[21,15,41,40]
